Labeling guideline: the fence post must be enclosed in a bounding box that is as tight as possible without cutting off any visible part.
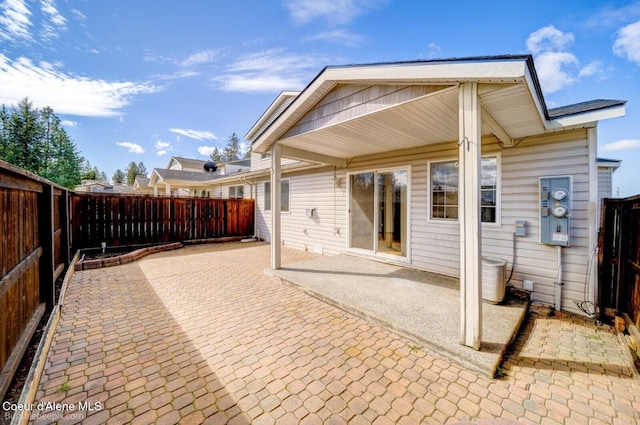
[60,189,71,267]
[38,184,55,310]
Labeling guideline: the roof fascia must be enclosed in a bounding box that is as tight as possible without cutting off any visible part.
[245,91,300,141]
[545,104,626,130]
[251,58,530,154]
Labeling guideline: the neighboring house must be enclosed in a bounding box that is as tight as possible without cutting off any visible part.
[211,55,627,348]
[74,180,137,194]
[75,180,112,192]
[132,176,153,194]
[596,157,621,223]
[145,156,252,197]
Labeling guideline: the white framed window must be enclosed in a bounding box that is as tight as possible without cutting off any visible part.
[429,155,500,224]
[264,179,290,212]
[229,185,244,199]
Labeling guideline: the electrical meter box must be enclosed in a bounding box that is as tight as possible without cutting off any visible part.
[539,176,571,247]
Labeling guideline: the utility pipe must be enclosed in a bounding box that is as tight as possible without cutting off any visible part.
[556,245,563,311]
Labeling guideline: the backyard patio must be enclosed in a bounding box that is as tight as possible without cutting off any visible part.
[11,242,639,424]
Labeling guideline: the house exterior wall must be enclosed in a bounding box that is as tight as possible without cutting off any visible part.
[597,166,614,225]
[250,151,298,172]
[249,129,594,315]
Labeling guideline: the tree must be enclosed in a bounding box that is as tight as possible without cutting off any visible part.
[136,161,148,177]
[125,161,138,185]
[81,160,107,182]
[223,133,241,163]
[112,169,125,184]
[209,133,242,163]
[209,147,223,163]
[0,98,84,189]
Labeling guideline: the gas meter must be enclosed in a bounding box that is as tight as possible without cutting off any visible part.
[540,176,571,247]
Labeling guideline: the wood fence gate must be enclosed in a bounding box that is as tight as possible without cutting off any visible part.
[598,194,640,324]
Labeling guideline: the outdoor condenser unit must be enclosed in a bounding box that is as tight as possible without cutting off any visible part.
[482,257,506,304]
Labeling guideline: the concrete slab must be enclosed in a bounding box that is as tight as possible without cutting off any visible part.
[268,254,529,377]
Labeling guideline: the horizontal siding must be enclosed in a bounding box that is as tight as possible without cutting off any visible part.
[237,129,595,316]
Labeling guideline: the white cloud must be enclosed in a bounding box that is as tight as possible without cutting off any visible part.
[0,55,161,117]
[180,49,225,68]
[578,60,605,78]
[197,146,215,156]
[526,25,575,54]
[0,0,32,42]
[169,128,217,141]
[613,21,640,65]
[155,140,171,156]
[427,42,441,59]
[117,142,144,154]
[534,51,578,93]
[526,26,582,93]
[61,119,77,127]
[600,139,640,152]
[283,0,385,25]
[212,48,326,93]
[70,8,85,21]
[304,30,365,46]
[240,142,249,156]
[40,0,67,41]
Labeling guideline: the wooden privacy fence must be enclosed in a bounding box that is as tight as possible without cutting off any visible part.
[598,194,640,324]
[0,160,70,399]
[70,194,255,249]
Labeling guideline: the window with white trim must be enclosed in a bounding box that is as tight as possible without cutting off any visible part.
[264,180,290,212]
[430,156,498,223]
[229,185,244,199]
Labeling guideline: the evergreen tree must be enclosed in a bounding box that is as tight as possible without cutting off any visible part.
[209,147,223,163]
[136,161,148,177]
[112,169,125,184]
[0,98,84,189]
[125,161,139,185]
[223,133,241,162]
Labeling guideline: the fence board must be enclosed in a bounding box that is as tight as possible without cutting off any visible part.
[70,194,254,249]
[1,160,70,399]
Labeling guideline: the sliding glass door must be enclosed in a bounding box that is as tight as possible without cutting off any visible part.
[349,169,408,259]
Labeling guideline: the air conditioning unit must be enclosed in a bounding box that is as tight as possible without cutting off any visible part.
[482,257,506,304]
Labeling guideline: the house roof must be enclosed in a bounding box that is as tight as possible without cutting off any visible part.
[153,168,219,182]
[597,157,622,169]
[549,100,627,119]
[246,91,300,141]
[167,156,208,170]
[249,55,626,162]
[134,176,150,187]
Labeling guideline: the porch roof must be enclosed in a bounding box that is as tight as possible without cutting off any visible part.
[250,55,625,164]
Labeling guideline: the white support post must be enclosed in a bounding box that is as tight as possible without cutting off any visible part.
[459,83,483,350]
[587,127,598,311]
[271,144,282,270]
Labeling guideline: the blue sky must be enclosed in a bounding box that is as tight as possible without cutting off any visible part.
[1,0,639,196]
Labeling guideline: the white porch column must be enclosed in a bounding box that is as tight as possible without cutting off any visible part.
[459,83,483,350]
[165,183,171,196]
[153,185,158,196]
[271,144,282,270]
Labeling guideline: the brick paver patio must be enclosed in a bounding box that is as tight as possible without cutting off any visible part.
[17,242,640,424]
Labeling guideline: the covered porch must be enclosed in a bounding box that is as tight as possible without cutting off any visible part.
[249,56,624,351]
[268,253,529,377]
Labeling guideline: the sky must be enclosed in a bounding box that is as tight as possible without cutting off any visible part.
[0,0,639,196]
